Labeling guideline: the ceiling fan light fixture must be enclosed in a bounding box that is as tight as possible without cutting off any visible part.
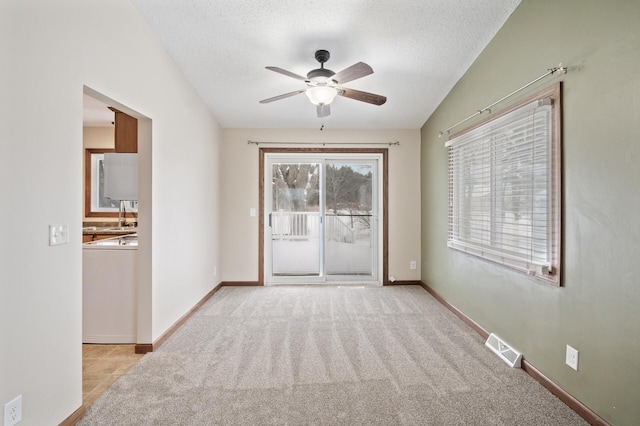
[305,86,338,105]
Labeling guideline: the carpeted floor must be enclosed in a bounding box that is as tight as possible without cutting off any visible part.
[78,285,587,425]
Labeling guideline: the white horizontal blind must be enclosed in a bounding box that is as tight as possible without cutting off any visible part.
[446,99,554,276]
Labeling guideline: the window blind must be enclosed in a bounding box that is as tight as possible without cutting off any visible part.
[446,98,556,277]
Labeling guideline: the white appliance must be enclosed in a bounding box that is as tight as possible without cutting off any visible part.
[82,234,138,343]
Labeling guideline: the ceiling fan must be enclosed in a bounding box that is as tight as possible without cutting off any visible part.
[259,49,387,118]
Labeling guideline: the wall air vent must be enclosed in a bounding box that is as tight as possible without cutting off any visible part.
[485,333,522,368]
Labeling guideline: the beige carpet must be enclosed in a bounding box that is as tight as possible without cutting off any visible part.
[78,285,586,425]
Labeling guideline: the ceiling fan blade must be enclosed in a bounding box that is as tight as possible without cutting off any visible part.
[265,66,308,81]
[259,90,306,104]
[332,62,373,84]
[317,104,331,118]
[337,87,387,106]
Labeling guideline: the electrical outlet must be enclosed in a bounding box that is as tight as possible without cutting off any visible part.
[410,260,417,270]
[4,395,22,426]
[566,345,579,371]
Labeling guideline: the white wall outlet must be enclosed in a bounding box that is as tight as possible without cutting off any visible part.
[410,260,417,270]
[49,224,69,246]
[4,395,22,426]
[566,345,579,371]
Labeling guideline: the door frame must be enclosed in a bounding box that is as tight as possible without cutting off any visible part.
[258,147,389,285]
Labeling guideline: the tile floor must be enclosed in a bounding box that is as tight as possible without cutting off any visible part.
[82,344,144,407]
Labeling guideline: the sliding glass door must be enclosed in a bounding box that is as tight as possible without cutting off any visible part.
[265,154,380,284]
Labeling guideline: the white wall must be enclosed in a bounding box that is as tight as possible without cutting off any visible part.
[0,1,221,424]
[83,126,115,150]
[220,128,421,283]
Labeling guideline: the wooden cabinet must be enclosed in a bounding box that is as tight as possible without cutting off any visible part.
[108,107,138,153]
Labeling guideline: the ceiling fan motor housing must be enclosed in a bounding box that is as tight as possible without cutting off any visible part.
[307,49,335,83]
[307,68,335,81]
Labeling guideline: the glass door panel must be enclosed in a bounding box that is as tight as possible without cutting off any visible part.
[271,162,321,276]
[324,161,376,280]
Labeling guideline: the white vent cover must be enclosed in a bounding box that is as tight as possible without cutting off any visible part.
[485,333,522,368]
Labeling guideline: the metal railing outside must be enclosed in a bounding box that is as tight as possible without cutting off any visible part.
[271,211,358,243]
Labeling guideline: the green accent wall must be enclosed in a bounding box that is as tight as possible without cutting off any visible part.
[420,0,640,424]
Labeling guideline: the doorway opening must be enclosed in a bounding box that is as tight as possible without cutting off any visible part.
[259,148,388,285]
[81,86,153,401]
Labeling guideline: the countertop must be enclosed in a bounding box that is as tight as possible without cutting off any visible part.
[82,226,138,235]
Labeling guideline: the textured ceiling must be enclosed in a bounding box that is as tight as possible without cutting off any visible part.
[129,0,521,129]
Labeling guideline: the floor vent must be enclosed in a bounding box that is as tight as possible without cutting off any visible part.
[485,333,522,368]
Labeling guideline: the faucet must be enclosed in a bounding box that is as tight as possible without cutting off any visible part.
[118,200,126,228]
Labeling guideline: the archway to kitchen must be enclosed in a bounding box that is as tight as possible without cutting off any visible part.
[83,86,152,352]
[259,148,388,286]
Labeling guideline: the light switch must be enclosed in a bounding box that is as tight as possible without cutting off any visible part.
[49,224,69,246]
[249,208,256,217]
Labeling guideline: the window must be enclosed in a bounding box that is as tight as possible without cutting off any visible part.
[85,149,138,217]
[446,84,561,284]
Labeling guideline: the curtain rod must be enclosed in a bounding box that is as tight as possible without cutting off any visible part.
[247,140,400,146]
[438,64,567,137]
